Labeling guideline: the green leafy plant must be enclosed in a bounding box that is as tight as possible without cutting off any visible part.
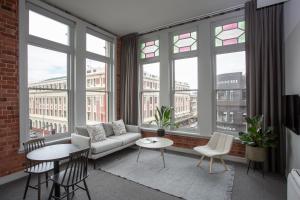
[239,115,277,148]
[150,106,178,129]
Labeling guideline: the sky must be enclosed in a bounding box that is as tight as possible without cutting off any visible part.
[28,10,107,85]
[216,51,246,75]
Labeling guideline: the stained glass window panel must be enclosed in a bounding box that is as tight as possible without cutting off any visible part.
[140,40,159,59]
[173,31,197,53]
[215,21,245,47]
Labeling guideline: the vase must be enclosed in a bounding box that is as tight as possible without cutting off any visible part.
[157,129,165,137]
[246,145,267,162]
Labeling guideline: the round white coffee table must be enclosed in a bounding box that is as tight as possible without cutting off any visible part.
[135,137,174,168]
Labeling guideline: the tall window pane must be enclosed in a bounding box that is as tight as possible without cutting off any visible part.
[215,51,246,133]
[141,62,160,124]
[29,10,70,45]
[86,59,108,124]
[86,33,110,57]
[174,57,198,129]
[28,45,69,138]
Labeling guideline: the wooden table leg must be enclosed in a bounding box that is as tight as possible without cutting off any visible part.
[54,160,60,198]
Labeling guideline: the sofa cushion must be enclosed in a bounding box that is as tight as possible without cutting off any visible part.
[91,138,123,154]
[109,132,141,145]
[75,126,89,137]
[112,120,127,135]
[102,123,114,137]
[87,124,106,143]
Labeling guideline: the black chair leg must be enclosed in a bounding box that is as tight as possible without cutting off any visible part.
[72,185,75,197]
[247,160,251,174]
[93,160,96,169]
[23,174,31,200]
[83,179,91,200]
[46,172,49,187]
[66,187,70,200]
[48,184,54,200]
[37,174,41,200]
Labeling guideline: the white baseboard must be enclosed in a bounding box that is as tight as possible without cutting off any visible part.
[0,170,27,186]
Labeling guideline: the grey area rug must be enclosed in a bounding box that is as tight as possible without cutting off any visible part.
[98,149,235,200]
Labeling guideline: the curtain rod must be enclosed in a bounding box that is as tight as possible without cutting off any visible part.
[138,3,245,36]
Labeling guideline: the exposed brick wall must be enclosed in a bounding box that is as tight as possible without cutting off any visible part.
[142,131,245,158]
[0,0,25,177]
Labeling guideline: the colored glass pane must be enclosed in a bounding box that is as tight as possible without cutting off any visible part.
[173,31,197,53]
[215,20,245,47]
[140,40,159,59]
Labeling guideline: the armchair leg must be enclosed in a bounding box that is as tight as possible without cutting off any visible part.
[209,157,214,174]
[197,155,205,167]
[220,157,228,171]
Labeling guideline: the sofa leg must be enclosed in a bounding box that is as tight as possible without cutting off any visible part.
[93,160,96,170]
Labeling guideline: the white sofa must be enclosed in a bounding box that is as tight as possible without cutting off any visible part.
[71,123,141,169]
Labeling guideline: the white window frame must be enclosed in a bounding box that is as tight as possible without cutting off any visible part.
[138,10,244,137]
[138,36,160,127]
[19,0,116,148]
[26,3,75,141]
[85,29,114,123]
[170,28,200,132]
[211,16,246,136]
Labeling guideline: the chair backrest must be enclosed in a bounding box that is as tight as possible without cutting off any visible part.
[61,148,90,185]
[23,138,45,154]
[207,132,234,153]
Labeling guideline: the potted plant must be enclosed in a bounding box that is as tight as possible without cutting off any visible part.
[239,115,277,162]
[150,106,178,137]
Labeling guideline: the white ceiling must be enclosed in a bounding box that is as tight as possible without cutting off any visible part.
[43,0,247,36]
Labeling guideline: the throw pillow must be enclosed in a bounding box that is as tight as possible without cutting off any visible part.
[86,124,106,143]
[75,126,89,137]
[112,120,127,136]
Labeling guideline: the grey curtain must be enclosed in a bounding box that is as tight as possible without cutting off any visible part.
[120,33,139,125]
[245,0,285,173]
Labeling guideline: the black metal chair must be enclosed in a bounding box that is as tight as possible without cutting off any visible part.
[23,138,54,200]
[48,148,91,200]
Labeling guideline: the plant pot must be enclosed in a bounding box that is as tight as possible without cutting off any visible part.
[246,145,267,162]
[157,129,165,137]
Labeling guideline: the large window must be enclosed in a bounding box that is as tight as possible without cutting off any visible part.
[172,31,198,130]
[213,19,246,135]
[28,8,72,138]
[137,11,245,136]
[22,2,116,142]
[85,31,112,125]
[139,39,160,125]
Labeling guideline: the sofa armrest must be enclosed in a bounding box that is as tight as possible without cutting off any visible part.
[126,125,140,133]
[71,133,91,148]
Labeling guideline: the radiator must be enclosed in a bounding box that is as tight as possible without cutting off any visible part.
[288,169,300,200]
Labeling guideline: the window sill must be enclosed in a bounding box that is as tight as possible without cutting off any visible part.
[18,135,71,154]
[140,127,241,142]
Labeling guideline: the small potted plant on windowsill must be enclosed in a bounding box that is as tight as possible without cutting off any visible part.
[239,115,277,162]
[150,106,178,137]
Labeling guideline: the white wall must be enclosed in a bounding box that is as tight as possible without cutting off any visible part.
[284,0,300,173]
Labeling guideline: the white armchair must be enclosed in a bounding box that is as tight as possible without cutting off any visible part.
[193,132,234,173]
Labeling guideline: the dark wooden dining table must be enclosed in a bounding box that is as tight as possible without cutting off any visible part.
[26,143,81,198]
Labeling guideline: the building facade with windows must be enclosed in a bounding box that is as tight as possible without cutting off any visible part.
[216,72,246,133]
